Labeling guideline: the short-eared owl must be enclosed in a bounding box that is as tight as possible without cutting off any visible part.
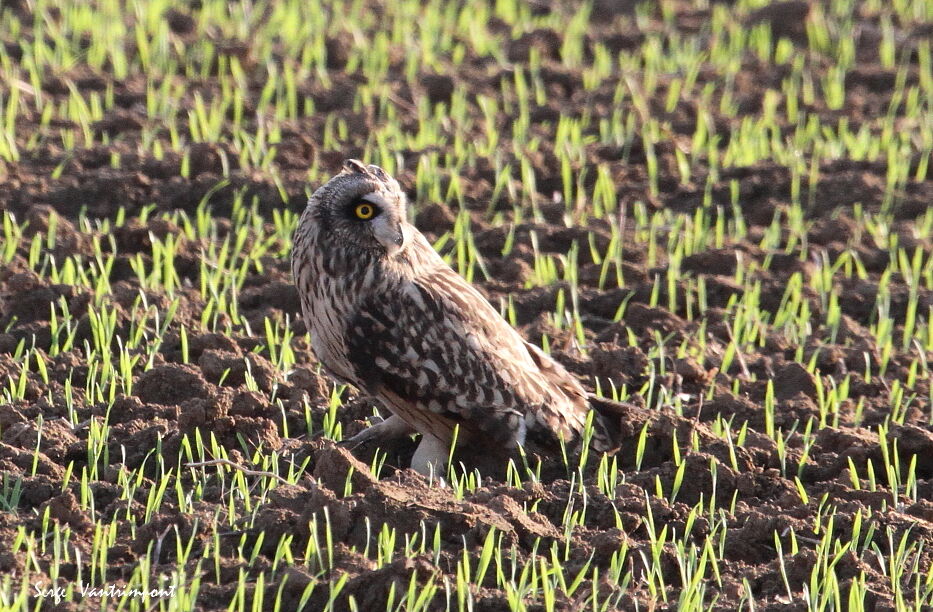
[291,160,616,476]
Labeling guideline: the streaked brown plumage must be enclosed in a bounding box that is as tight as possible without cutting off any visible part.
[291,160,615,475]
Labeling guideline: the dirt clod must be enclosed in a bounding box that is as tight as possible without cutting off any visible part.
[135,364,212,405]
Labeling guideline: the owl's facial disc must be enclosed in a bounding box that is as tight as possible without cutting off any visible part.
[371,214,407,256]
[353,192,407,256]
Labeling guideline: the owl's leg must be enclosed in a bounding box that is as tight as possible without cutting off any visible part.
[410,434,449,478]
[341,414,414,448]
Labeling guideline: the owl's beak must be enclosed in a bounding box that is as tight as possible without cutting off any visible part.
[372,216,407,257]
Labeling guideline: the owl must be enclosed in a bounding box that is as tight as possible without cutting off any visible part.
[291,160,618,476]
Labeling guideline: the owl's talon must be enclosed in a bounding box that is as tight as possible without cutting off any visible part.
[341,414,414,450]
[338,429,377,450]
[338,414,386,449]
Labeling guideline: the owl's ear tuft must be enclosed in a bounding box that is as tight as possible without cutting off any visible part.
[367,165,392,182]
[342,159,368,175]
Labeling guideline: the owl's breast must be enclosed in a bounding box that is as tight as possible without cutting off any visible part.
[307,281,362,384]
[292,240,362,385]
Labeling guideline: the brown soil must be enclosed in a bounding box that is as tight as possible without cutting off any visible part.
[1,0,931,610]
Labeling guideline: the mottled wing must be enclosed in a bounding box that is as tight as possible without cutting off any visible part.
[345,265,586,449]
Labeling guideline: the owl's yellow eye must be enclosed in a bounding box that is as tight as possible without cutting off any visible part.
[354,203,375,219]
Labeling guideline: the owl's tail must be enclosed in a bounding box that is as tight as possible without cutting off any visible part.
[586,395,636,454]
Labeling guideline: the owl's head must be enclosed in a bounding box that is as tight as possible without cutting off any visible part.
[306,159,411,258]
